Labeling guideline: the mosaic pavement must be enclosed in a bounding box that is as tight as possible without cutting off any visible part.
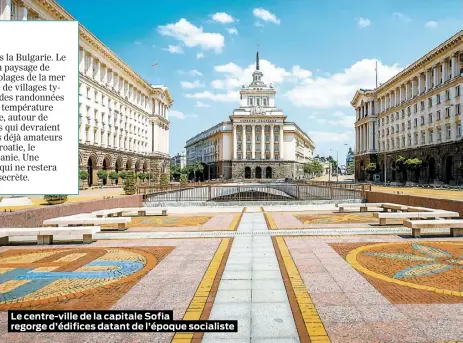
[267,211,402,230]
[101,213,241,232]
[0,205,462,343]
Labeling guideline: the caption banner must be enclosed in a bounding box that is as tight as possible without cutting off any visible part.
[8,310,238,333]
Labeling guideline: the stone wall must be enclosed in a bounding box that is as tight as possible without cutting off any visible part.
[366,191,463,217]
[0,195,143,228]
[231,161,301,179]
[356,140,463,184]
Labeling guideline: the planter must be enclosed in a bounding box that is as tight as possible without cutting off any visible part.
[46,199,66,205]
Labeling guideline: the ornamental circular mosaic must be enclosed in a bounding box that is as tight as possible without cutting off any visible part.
[0,247,170,310]
[346,242,463,297]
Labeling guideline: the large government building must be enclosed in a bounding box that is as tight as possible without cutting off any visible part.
[352,30,462,184]
[185,51,314,180]
[1,0,172,185]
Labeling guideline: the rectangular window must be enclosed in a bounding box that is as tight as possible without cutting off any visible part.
[428,113,433,123]
[428,98,432,107]
[437,110,441,120]
[456,104,461,115]
[437,94,441,104]
[445,107,450,118]
[421,116,424,125]
[456,86,461,97]
[445,90,450,101]
[458,123,462,137]
[414,104,418,113]
[421,101,425,110]
[414,118,418,126]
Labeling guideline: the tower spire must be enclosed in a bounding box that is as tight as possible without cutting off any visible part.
[256,42,260,70]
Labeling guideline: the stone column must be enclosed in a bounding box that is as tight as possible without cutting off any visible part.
[442,59,448,83]
[279,125,284,159]
[233,125,237,159]
[411,79,415,98]
[425,69,430,91]
[451,53,459,79]
[405,83,409,101]
[1,0,11,20]
[261,125,265,159]
[18,2,27,20]
[418,74,423,94]
[242,126,247,160]
[270,125,274,159]
[251,125,256,159]
[433,64,439,87]
[355,127,359,153]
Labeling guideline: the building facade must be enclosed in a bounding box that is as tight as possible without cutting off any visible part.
[171,151,186,170]
[185,51,315,180]
[1,0,172,185]
[352,30,462,184]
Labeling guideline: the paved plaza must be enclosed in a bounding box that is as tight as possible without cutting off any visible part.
[0,205,462,343]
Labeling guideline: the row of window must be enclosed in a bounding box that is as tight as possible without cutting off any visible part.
[381,105,462,136]
[381,123,462,151]
[237,144,280,151]
[237,135,280,142]
[236,126,280,132]
[237,154,280,160]
[379,86,460,125]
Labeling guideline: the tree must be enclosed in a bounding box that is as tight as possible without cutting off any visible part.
[366,163,377,175]
[327,156,338,174]
[170,165,181,181]
[97,170,107,181]
[109,171,119,185]
[180,174,188,185]
[303,160,324,176]
[123,170,137,195]
[160,173,170,186]
[79,170,89,188]
[346,162,355,175]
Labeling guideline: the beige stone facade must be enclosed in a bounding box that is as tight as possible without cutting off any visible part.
[352,30,462,184]
[1,0,173,185]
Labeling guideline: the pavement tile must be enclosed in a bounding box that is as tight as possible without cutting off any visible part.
[317,305,364,323]
[356,305,407,323]
[251,303,298,339]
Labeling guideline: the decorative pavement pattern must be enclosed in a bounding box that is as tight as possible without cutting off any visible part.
[0,205,462,343]
[266,212,402,230]
[0,246,173,310]
[100,214,241,232]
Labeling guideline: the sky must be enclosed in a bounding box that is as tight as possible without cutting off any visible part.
[59,0,462,163]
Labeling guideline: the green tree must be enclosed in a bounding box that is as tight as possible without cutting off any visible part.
[108,171,119,185]
[123,170,137,195]
[160,173,170,186]
[304,160,324,176]
[180,174,188,185]
[170,164,181,180]
[346,162,355,175]
[97,170,107,181]
[119,170,128,180]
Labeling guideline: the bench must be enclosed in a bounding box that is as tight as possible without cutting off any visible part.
[92,208,167,218]
[0,227,100,245]
[382,203,407,212]
[43,217,131,231]
[405,206,434,212]
[403,219,463,238]
[336,203,385,213]
[374,211,459,226]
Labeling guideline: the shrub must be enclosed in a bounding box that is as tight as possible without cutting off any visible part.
[79,170,89,180]
[109,171,119,181]
[160,173,170,186]
[97,170,108,180]
[44,195,68,204]
[180,174,188,185]
[123,170,137,195]
[365,163,377,174]
[137,172,146,180]
[404,158,422,170]
[119,170,128,180]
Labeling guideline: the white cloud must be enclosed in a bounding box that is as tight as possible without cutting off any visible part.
[227,27,238,35]
[194,101,210,108]
[196,52,204,59]
[307,130,353,143]
[211,12,235,24]
[393,12,411,23]
[186,69,202,77]
[162,45,184,54]
[285,59,402,108]
[134,40,142,45]
[291,65,312,79]
[185,90,239,102]
[169,110,186,119]
[180,80,205,89]
[316,111,356,128]
[425,21,438,29]
[357,17,371,28]
[157,18,225,52]
[253,8,280,24]
[254,21,264,27]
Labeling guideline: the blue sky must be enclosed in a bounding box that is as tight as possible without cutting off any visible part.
[59,0,462,163]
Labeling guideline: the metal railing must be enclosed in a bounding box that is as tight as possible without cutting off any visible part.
[142,183,366,202]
